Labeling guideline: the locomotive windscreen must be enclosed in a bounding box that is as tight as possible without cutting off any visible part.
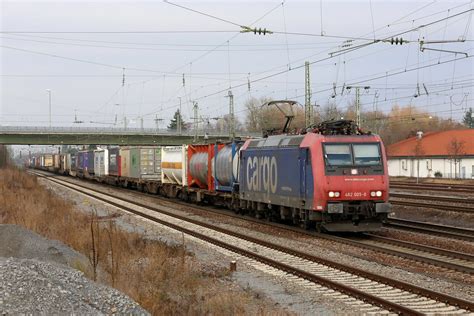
[353,144,381,165]
[324,143,381,166]
[324,144,352,166]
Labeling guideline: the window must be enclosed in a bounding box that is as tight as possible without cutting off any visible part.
[324,144,353,166]
[353,144,381,166]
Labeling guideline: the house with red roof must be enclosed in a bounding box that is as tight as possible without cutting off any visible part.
[386,129,474,179]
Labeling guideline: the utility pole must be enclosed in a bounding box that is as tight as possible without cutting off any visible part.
[154,115,163,131]
[471,108,474,129]
[355,87,361,127]
[228,90,235,139]
[177,97,182,135]
[124,116,127,129]
[304,61,312,127]
[193,101,198,142]
[46,89,52,128]
[140,117,144,130]
[346,85,370,128]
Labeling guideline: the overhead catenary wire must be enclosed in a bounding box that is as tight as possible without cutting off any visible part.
[4,2,473,126]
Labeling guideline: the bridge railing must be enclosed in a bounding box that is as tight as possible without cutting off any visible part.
[0,126,261,137]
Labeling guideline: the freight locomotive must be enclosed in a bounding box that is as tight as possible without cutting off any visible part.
[30,119,391,232]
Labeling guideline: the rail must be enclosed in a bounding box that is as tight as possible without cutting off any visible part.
[29,170,474,313]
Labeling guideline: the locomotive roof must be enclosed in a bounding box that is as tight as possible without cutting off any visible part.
[247,134,305,148]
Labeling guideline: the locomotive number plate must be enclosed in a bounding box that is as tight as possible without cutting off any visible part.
[344,192,367,198]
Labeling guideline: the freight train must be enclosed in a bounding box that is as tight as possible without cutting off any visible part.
[29,120,391,232]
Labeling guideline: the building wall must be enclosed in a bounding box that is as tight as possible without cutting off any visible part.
[388,157,474,179]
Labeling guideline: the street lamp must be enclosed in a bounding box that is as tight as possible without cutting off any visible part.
[46,89,52,128]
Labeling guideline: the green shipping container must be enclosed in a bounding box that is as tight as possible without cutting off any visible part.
[119,147,140,178]
[140,146,161,179]
[120,146,161,179]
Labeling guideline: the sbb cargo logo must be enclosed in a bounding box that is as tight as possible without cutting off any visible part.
[246,156,278,194]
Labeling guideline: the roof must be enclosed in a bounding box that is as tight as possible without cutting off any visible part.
[387,129,474,157]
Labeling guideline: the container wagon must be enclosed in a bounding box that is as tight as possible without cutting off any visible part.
[117,146,162,192]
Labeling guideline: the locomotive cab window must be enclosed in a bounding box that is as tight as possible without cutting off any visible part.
[353,144,381,166]
[324,144,352,166]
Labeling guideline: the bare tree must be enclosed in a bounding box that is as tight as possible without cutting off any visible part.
[214,114,243,133]
[244,97,270,132]
[447,138,465,178]
[88,208,101,281]
[320,102,344,122]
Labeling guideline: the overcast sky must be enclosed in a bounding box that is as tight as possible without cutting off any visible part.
[1,0,473,129]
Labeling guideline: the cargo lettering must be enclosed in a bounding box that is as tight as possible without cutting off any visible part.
[246,156,278,194]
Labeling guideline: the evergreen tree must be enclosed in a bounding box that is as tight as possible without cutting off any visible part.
[167,109,186,131]
[462,108,473,128]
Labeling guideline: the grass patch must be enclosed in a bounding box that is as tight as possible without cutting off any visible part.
[0,168,287,315]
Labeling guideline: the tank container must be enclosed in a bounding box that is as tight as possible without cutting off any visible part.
[161,145,187,185]
[214,141,242,191]
[187,144,221,190]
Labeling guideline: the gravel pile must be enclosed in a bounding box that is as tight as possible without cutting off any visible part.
[0,258,148,315]
[0,224,88,268]
[0,225,149,315]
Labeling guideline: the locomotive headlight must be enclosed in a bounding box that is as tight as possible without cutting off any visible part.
[376,191,382,197]
[334,191,340,198]
[370,191,376,197]
[328,191,335,198]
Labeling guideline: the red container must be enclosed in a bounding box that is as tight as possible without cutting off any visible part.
[187,144,224,191]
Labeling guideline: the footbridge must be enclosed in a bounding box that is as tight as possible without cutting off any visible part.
[0,126,257,145]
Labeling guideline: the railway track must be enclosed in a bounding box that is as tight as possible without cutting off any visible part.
[356,234,474,274]
[390,181,474,194]
[390,192,474,214]
[30,170,474,315]
[385,218,474,243]
[32,170,474,274]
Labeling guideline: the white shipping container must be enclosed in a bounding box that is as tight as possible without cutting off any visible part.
[161,145,187,186]
[94,148,109,177]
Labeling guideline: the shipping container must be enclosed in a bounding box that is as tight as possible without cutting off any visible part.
[43,154,53,167]
[187,144,221,191]
[119,147,140,178]
[86,150,95,175]
[70,155,77,172]
[108,147,121,177]
[161,145,187,186]
[53,154,60,169]
[94,148,109,177]
[77,151,85,171]
[59,154,70,174]
[139,146,161,179]
[214,141,243,192]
